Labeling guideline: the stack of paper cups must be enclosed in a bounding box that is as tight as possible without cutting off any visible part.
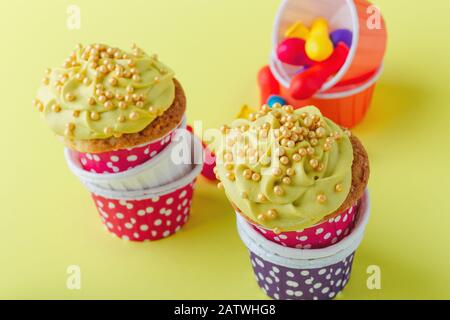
[65,128,204,241]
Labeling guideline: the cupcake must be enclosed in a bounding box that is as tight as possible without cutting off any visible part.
[215,104,370,299]
[34,43,186,173]
[34,44,203,242]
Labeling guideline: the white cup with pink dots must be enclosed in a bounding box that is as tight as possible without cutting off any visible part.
[67,134,204,242]
[71,116,186,174]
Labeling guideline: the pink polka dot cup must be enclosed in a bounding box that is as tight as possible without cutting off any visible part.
[73,116,186,174]
[250,203,359,249]
[65,129,202,192]
[91,175,200,242]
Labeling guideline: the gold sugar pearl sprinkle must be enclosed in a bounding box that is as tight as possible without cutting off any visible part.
[65,93,76,101]
[72,110,80,118]
[225,163,234,171]
[126,85,134,93]
[335,184,343,193]
[257,214,266,222]
[243,169,252,179]
[103,127,113,135]
[280,156,289,165]
[286,168,295,177]
[272,167,282,176]
[274,186,284,196]
[267,209,278,220]
[52,104,61,113]
[105,91,114,99]
[309,159,319,169]
[104,101,114,110]
[90,111,100,121]
[317,193,327,204]
[226,172,236,181]
[298,148,307,157]
[282,177,291,185]
[307,147,315,156]
[257,194,266,202]
[108,78,118,86]
[129,111,139,120]
[217,182,224,189]
[276,147,285,156]
[252,173,261,182]
[117,115,126,123]
[293,154,302,162]
[118,101,127,109]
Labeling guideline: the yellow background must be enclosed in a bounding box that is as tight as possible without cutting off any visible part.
[1,0,449,299]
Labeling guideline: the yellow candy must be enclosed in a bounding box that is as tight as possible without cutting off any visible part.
[236,105,257,120]
[284,21,310,40]
[305,18,334,62]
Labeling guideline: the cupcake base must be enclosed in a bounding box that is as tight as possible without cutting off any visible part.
[236,190,370,300]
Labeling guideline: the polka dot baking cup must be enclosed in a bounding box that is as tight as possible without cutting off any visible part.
[91,176,199,242]
[72,116,186,174]
[65,129,202,192]
[75,143,203,242]
[236,191,370,300]
[250,203,359,249]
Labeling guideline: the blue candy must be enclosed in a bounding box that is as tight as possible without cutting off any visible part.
[330,29,353,48]
[267,95,287,108]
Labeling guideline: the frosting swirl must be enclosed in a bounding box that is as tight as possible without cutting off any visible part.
[34,43,175,140]
[215,105,353,232]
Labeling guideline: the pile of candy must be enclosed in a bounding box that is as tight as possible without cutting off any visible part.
[261,18,353,104]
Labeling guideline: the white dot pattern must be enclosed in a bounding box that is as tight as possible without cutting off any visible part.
[249,251,355,300]
[91,178,197,242]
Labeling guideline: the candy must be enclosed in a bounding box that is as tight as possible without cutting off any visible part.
[284,21,310,40]
[267,95,287,108]
[258,65,280,104]
[290,43,349,100]
[305,18,334,62]
[187,125,217,181]
[277,38,314,66]
[330,29,353,48]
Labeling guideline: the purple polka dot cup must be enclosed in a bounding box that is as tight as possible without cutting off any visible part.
[65,130,203,192]
[89,162,202,242]
[236,191,370,300]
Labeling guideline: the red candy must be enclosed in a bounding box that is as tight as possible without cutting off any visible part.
[187,125,217,181]
[277,38,314,66]
[258,65,280,104]
[290,42,349,100]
